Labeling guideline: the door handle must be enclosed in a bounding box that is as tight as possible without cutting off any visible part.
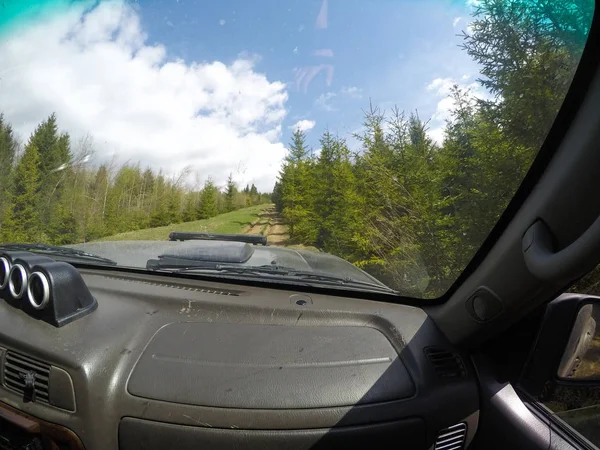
[522,218,600,281]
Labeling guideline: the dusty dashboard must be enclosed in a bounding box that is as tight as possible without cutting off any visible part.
[0,251,479,450]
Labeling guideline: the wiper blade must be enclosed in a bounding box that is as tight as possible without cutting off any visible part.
[169,232,267,246]
[148,261,394,292]
[283,270,395,291]
[147,259,289,275]
[0,243,118,265]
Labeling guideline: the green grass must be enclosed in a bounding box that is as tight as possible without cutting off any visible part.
[95,204,270,242]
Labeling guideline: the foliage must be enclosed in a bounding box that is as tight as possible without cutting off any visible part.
[224,173,237,212]
[97,204,269,242]
[1,142,41,242]
[0,0,593,298]
[0,115,271,245]
[274,0,593,297]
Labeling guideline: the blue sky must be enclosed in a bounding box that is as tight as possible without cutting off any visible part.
[136,0,478,147]
[0,0,481,190]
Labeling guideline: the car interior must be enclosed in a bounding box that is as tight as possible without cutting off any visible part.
[1,2,600,450]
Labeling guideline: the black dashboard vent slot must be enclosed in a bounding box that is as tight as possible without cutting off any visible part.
[434,422,467,450]
[424,347,465,379]
[3,351,50,404]
[106,275,240,296]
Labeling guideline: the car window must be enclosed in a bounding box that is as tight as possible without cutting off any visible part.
[0,0,594,298]
[522,302,600,447]
[544,386,600,448]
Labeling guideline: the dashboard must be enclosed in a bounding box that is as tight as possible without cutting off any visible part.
[0,251,479,450]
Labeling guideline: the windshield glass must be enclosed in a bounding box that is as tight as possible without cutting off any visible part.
[0,0,594,298]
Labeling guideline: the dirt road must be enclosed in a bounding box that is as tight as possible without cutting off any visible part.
[245,206,289,246]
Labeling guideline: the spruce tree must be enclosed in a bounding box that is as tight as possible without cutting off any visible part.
[224,173,236,212]
[198,179,218,219]
[2,143,42,242]
[0,115,18,227]
[280,128,312,240]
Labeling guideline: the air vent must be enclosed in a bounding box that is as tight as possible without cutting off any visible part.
[105,275,240,296]
[434,423,467,450]
[425,347,466,379]
[3,351,50,404]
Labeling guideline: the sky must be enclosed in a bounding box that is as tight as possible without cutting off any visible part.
[0,0,484,191]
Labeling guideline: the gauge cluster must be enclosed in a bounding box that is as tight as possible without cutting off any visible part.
[0,251,97,327]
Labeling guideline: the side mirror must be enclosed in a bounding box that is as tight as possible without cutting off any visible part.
[520,294,600,397]
[518,294,600,447]
[557,303,598,380]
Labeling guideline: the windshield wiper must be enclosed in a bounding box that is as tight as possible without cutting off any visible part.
[266,268,396,292]
[147,260,395,293]
[146,259,290,274]
[0,243,118,266]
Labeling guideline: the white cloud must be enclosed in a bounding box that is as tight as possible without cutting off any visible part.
[453,17,461,28]
[290,119,316,132]
[341,86,363,99]
[293,46,298,54]
[425,77,490,144]
[219,19,226,25]
[315,92,337,112]
[427,77,456,97]
[0,2,288,191]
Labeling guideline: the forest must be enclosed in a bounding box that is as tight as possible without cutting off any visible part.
[0,113,271,245]
[0,0,594,298]
[273,0,594,296]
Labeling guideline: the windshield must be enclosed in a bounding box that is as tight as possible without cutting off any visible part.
[0,0,594,298]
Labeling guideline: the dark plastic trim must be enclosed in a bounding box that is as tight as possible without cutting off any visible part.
[523,219,600,282]
[519,294,600,397]
[30,261,98,327]
[169,232,267,246]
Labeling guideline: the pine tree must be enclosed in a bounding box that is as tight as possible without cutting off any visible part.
[249,183,258,206]
[148,174,170,228]
[2,143,42,242]
[461,0,592,151]
[198,179,218,219]
[29,115,73,232]
[47,198,78,245]
[0,115,18,227]
[167,186,182,224]
[272,180,284,212]
[280,128,313,240]
[224,173,236,212]
[182,191,199,222]
[30,113,59,174]
[312,132,360,257]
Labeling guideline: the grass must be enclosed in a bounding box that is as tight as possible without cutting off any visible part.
[95,204,270,242]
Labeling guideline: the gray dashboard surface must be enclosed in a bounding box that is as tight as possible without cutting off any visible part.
[119,416,426,450]
[128,322,415,408]
[0,269,479,450]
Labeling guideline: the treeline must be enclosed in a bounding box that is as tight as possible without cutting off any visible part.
[274,0,593,296]
[0,114,270,244]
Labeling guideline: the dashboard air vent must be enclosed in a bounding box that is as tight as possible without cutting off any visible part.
[105,275,240,296]
[3,351,50,404]
[424,347,465,379]
[434,422,467,450]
